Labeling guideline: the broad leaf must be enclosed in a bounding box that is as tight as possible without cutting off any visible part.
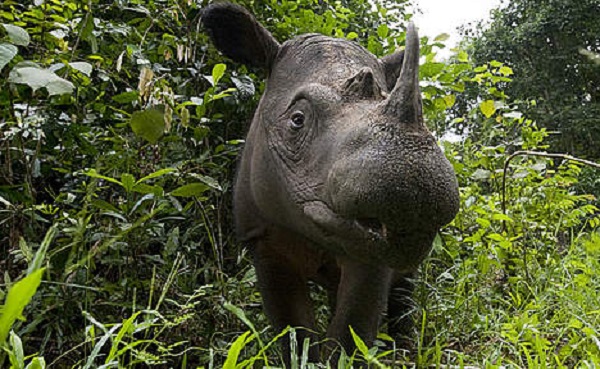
[121,173,135,192]
[211,63,226,86]
[0,43,17,71]
[377,24,389,38]
[129,107,165,144]
[69,61,93,76]
[479,100,496,118]
[170,183,210,197]
[499,66,513,76]
[349,326,370,357]
[2,24,30,46]
[8,67,74,96]
[231,75,255,97]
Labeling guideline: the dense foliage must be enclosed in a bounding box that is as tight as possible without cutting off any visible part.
[0,0,599,368]
[464,0,600,159]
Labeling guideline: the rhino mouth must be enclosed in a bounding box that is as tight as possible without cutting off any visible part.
[303,201,389,245]
[355,218,387,241]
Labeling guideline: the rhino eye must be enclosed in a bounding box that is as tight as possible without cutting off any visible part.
[289,111,305,130]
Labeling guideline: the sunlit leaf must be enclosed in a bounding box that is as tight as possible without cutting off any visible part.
[479,100,496,118]
[2,24,30,46]
[443,94,456,108]
[69,61,93,76]
[8,67,74,95]
[499,66,513,76]
[211,63,226,87]
[0,269,45,344]
[223,331,253,369]
[0,43,18,71]
[377,24,389,38]
[349,326,369,357]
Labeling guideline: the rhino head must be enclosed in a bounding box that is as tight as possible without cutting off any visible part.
[202,2,460,358]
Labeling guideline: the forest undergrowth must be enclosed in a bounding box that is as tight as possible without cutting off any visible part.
[0,0,599,368]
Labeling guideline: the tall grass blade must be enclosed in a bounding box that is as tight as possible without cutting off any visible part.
[223,330,253,369]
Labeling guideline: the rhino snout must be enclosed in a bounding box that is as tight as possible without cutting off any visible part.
[314,132,459,266]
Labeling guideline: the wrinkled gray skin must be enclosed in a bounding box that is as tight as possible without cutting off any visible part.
[202,2,459,363]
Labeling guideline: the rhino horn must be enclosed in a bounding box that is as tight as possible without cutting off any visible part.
[382,22,423,125]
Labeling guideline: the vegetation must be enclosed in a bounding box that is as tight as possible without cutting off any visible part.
[464,0,600,159]
[0,0,598,368]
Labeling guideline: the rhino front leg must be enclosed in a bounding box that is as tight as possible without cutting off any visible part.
[252,236,319,364]
[326,258,394,357]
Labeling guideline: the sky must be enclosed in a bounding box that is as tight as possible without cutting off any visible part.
[411,0,503,58]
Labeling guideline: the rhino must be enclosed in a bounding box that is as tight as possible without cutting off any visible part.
[202,2,460,363]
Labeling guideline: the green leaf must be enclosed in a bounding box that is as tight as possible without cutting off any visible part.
[121,173,135,192]
[223,331,253,369]
[499,66,513,76]
[457,50,469,63]
[421,62,445,78]
[137,168,176,184]
[80,14,97,54]
[132,183,163,196]
[7,330,24,368]
[0,42,17,71]
[105,311,141,364]
[25,357,46,369]
[8,67,74,96]
[112,90,139,104]
[28,225,56,274]
[170,183,210,197]
[91,199,120,213]
[83,169,123,186]
[190,174,222,191]
[434,33,450,42]
[492,213,513,222]
[224,302,263,347]
[349,326,370,356]
[472,168,491,180]
[346,32,358,40]
[479,100,496,118]
[487,233,505,242]
[377,24,389,38]
[443,94,456,108]
[0,268,45,344]
[2,24,30,46]
[69,61,92,76]
[211,63,226,86]
[129,108,165,144]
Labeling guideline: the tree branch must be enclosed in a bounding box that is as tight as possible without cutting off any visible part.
[502,150,600,220]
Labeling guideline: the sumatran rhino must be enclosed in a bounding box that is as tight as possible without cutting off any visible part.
[202,2,460,362]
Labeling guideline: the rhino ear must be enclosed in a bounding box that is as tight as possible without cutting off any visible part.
[201,2,280,70]
[380,50,405,92]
